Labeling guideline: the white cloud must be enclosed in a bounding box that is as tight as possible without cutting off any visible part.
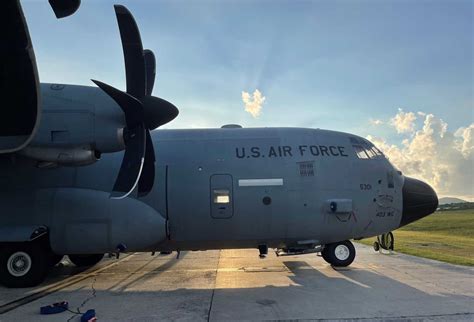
[390,108,417,134]
[242,89,265,118]
[454,124,474,158]
[369,119,384,126]
[367,112,474,200]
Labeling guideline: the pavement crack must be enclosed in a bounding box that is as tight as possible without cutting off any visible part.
[66,276,97,322]
[207,250,221,322]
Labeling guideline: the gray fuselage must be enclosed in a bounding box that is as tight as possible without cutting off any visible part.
[0,125,404,255]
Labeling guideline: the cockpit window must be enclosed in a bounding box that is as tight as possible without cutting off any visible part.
[366,147,378,158]
[353,145,370,159]
[350,137,384,160]
[372,147,384,156]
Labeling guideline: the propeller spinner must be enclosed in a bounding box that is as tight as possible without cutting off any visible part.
[93,5,179,199]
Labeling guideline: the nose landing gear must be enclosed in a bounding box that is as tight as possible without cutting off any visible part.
[373,232,394,254]
[321,240,356,267]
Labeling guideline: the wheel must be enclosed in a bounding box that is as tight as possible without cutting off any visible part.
[387,232,394,250]
[68,254,104,267]
[0,243,49,288]
[373,241,380,251]
[321,240,356,267]
[378,232,394,250]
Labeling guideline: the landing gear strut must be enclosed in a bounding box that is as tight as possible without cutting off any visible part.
[258,244,268,258]
[321,240,356,267]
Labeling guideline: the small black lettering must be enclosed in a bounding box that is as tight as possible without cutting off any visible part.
[310,145,320,156]
[376,211,394,218]
[268,146,278,157]
[319,145,330,156]
[329,146,339,156]
[338,146,348,157]
[251,147,260,158]
[283,146,292,157]
[299,145,307,156]
[236,147,245,159]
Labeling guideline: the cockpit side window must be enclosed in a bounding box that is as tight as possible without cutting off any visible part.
[353,145,370,159]
[350,137,384,160]
[366,147,378,158]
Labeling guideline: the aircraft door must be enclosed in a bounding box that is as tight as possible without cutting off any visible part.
[210,174,234,219]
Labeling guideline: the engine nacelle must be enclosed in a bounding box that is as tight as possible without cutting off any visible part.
[21,84,128,163]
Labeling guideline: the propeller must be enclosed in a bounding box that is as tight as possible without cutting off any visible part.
[92,5,179,199]
[49,0,81,19]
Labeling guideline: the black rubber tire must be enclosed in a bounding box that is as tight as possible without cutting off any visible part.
[321,240,356,267]
[373,241,380,252]
[387,232,394,250]
[68,254,104,267]
[321,249,330,262]
[377,232,394,250]
[0,243,49,288]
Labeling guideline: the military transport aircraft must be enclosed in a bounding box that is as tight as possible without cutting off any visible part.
[0,0,438,287]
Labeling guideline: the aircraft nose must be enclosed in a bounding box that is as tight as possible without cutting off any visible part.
[400,177,438,227]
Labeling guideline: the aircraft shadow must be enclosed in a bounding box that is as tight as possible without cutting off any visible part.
[0,256,472,321]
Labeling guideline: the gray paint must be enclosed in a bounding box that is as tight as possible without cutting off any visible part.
[0,85,406,254]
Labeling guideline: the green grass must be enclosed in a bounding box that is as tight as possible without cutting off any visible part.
[358,209,474,266]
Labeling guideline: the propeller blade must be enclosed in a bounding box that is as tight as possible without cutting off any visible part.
[138,130,156,197]
[92,79,147,199]
[90,5,179,199]
[91,80,143,128]
[142,96,179,130]
[144,49,156,96]
[1,0,40,152]
[111,124,146,199]
[114,5,146,99]
[49,0,81,18]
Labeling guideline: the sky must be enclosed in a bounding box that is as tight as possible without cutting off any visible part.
[22,0,473,200]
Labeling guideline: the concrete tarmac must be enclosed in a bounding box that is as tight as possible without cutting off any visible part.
[0,244,472,321]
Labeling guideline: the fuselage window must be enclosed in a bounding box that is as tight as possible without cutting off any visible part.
[213,189,230,204]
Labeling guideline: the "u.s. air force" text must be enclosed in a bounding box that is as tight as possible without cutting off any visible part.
[235,145,349,159]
